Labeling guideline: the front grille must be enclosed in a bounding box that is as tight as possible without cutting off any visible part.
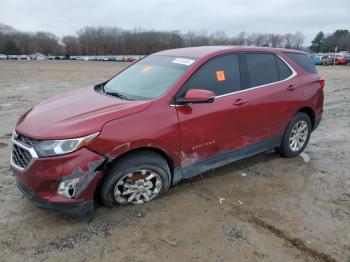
[12,144,33,169]
[16,134,34,147]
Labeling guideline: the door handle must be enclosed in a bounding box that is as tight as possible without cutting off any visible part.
[287,84,296,91]
[233,99,247,106]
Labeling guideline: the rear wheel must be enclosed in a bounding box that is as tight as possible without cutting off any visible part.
[280,112,312,157]
[100,151,171,207]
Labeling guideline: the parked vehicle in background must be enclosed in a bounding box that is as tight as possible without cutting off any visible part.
[309,53,350,66]
[125,57,136,62]
[0,54,145,62]
[320,55,333,65]
[342,53,350,65]
[328,54,346,65]
[334,55,346,65]
[7,55,18,60]
[11,46,324,217]
[309,54,322,65]
[118,56,137,62]
[30,53,47,61]
[19,55,29,60]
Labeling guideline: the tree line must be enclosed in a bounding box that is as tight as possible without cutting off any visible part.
[310,30,350,53]
[0,22,349,56]
[0,23,63,55]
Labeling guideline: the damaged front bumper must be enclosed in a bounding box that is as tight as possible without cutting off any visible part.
[11,147,106,217]
[17,181,94,216]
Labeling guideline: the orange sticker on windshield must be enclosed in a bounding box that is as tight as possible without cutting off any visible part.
[142,66,152,73]
[216,71,225,81]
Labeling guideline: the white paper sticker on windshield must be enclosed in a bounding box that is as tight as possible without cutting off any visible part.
[172,58,195,66]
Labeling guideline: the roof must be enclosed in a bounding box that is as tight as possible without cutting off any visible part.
[153,46,306,59]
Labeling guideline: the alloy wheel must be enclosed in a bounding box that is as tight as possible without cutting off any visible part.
[114,169,162,204]
[289,120,309,152]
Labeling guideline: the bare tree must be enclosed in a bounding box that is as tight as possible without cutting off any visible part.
[293,31,305,49]
[236,31,247,46]
[62,36,80,55]
[1,22,311,56]
[210,31,229,45]
[283,33,293,49]
[268,34,283,47]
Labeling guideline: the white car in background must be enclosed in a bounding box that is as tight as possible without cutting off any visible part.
[0,54,7,60]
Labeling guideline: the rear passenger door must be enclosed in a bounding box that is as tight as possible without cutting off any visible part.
[233,52,295,144]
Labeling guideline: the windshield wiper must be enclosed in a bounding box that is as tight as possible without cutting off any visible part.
[104,90,134,101]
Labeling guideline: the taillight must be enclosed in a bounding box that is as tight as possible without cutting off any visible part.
[318,78,325,89]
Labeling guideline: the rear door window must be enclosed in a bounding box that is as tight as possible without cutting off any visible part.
[178,54,241,97]
[244,53,279,88]
[283,52,318,73]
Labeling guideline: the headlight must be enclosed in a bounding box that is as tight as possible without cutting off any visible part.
[33,132,99,157]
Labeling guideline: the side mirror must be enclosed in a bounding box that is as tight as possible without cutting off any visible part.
[176,89,215,105]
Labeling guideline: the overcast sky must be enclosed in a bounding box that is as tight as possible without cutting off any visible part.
[1,0,349,44]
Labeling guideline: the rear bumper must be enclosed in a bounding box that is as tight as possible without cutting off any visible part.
[17,181,94,217]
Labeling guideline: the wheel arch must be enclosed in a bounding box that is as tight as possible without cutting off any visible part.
[106,146,174,182]
[297,107,315,128]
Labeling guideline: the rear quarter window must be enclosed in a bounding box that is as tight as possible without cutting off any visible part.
[276,56,293,80]
[284,52,318,74]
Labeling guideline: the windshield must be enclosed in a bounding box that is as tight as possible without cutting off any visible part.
[103,55,196,100]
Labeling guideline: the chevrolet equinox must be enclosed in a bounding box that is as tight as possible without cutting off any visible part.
[11,46,324,217]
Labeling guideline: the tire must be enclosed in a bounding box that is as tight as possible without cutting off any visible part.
[279,112,312,158]
[100,151,171,207]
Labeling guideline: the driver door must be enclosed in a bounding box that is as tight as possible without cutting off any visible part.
[174,54,243,177]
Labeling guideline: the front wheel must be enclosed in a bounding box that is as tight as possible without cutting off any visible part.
[279,112,312,157]
[100,151,171,207]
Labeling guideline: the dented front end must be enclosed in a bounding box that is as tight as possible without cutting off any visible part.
[12,147,106,217]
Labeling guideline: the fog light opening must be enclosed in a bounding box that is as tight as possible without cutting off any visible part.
[57,178,80,199]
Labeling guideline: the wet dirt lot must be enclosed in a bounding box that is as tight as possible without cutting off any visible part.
[0,61,349,262]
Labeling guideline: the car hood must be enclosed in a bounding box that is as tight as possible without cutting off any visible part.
[16,87,152,139]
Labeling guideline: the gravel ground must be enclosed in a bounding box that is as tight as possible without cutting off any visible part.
[0,61,349,262]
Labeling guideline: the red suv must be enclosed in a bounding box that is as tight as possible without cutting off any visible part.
[11,47,324,217]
